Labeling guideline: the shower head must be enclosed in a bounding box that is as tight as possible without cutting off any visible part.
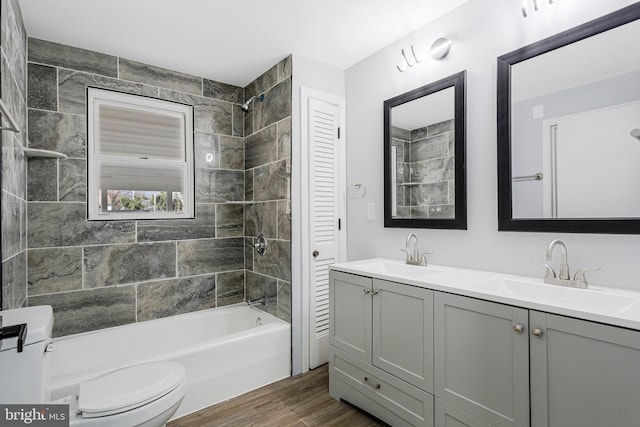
[240,94,265,113]
[631,129,640,141]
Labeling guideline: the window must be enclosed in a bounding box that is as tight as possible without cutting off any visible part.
[87,88,194,220]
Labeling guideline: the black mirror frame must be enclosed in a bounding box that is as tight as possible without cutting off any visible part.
[497,3,640,234]
[384,70,467,229]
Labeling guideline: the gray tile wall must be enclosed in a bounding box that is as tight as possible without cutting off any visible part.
[1,0,28,309]
[244,57,292,322]
[392,120,455,219]
[24,37,250,336]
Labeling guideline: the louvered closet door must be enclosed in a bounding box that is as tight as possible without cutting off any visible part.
[308,97,341,369]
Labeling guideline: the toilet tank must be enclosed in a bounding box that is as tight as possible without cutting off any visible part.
[0,305,54,403]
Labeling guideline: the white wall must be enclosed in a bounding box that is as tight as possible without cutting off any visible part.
[344,0,640,290]
[291,55,345,373]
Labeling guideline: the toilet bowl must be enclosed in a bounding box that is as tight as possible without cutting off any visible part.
[0,306,187,427]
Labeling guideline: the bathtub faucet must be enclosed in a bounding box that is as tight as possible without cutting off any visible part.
[248,296,266,308]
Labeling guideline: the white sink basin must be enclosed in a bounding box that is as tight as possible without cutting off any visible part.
[348,259,443,279]
[477,278,639,314]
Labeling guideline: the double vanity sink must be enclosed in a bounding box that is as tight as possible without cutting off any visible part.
[328,258,640,427]
[334,258,640,330]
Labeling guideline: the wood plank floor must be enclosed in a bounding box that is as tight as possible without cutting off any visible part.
[168,364,388,427]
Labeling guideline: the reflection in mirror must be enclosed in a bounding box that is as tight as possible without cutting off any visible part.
[497,4,640,233]
[384,71,466,229]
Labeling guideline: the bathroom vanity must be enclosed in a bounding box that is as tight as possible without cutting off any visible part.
[328,259,640,427]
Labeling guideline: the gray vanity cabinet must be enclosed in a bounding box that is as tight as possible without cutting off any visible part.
[529,311,640,427]
[329,271,435,427]
[434,293,530,427]
[435,398,495,427]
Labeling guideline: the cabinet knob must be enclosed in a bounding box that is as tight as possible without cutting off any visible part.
[513,324,524,334]
[364,377,381,389]
[363,288,371,295]
[312,250,319,257]
[371,289,379,295]
[532,328,543,338]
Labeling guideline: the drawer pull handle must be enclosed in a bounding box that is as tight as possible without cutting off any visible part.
[513,324,524,334]
[532,328,543,338]
[364,377,381,389]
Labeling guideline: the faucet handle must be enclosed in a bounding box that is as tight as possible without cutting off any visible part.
[535,261,557,280]
[419,252,433,266]
[401,249,412,261]
[573,267,601,282]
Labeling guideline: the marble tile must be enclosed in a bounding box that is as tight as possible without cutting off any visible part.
[254,239,291,282]
[28,286,136,337]
[392,126,411,141]
[1,191,21,260]
[411,126,429,141]
[194,133,219,169]
[158,89,232,136]
[27,109,86,158]
[244,237,254,272]
[59,158,86,201]
[243,106,255,137]
[28,38,117,77]
[410,182,449,206]
[245,201,277,238]
[27,247,82,296]
[28,202,135,248]
[2,251,26,309]
[58,69,158,115]
[428,119,454,137]
[277,200,291,241]
[27,158,57,201]
[277,56,292,82]
[245,63,278,101]
[219,136,244,170]
[84,242,176,288]
[137,203,216,242]
[245,169,254,201]
[246,271,277,317]
[2,133,26,199]
[277,116,291,162]
[255,78,292,131]
[217,270,245,307]
[1,54,26,134]
[253,159,289,202]
[27,63,57,110]
[410,134,450,163]
[177,238,244,276]
[137,275,217,321]
[232,104,244,137]
[216,203,244,238]
[410,206,431,218]
[277,280,292,323]
[119,58,202,96]
[396,207,411,218]
[2,0,26,99]
[426,156,455,182]
[428,205,455,219]
[203,79,243,104]
[196,169,244,203]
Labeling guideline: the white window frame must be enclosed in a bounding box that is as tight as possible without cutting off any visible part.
[87,87,195,221]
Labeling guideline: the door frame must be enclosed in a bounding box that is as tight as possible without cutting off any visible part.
[299,86,347,373]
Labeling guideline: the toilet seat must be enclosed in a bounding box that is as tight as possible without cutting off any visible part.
[78,361,185,418]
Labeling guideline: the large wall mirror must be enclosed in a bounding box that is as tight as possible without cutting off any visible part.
[384,71,466,229]
[498,4,640,233]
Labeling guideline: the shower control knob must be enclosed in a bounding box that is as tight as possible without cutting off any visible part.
[312,250,319,257]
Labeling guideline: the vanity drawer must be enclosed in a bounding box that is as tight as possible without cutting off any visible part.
[330,348,434,426]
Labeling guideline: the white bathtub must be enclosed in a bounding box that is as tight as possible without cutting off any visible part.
[48,304,291,420]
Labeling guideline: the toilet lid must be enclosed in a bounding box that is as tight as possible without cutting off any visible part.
[78,361,185,417]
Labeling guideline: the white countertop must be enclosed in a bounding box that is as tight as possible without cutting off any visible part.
[330,258,640,331]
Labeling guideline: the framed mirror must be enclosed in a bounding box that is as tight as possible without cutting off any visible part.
[384,71,467,229]
[497,4,640,233]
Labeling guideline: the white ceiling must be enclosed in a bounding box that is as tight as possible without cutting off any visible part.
[19,0,469,87]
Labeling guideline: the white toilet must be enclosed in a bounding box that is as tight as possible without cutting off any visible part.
[0,305,187,426]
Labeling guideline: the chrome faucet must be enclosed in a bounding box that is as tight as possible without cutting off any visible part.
[401,233,431,266]
[539,239,600,289]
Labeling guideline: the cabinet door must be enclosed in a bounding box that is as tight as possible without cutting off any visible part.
[530,311,640,427]
[329,271,372,362]
[434,292,529,427]
[435,398,495,427]
[372,279,434,393]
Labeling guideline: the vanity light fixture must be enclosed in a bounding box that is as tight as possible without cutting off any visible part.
[396,38,452,72]
[522,0,554,17]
